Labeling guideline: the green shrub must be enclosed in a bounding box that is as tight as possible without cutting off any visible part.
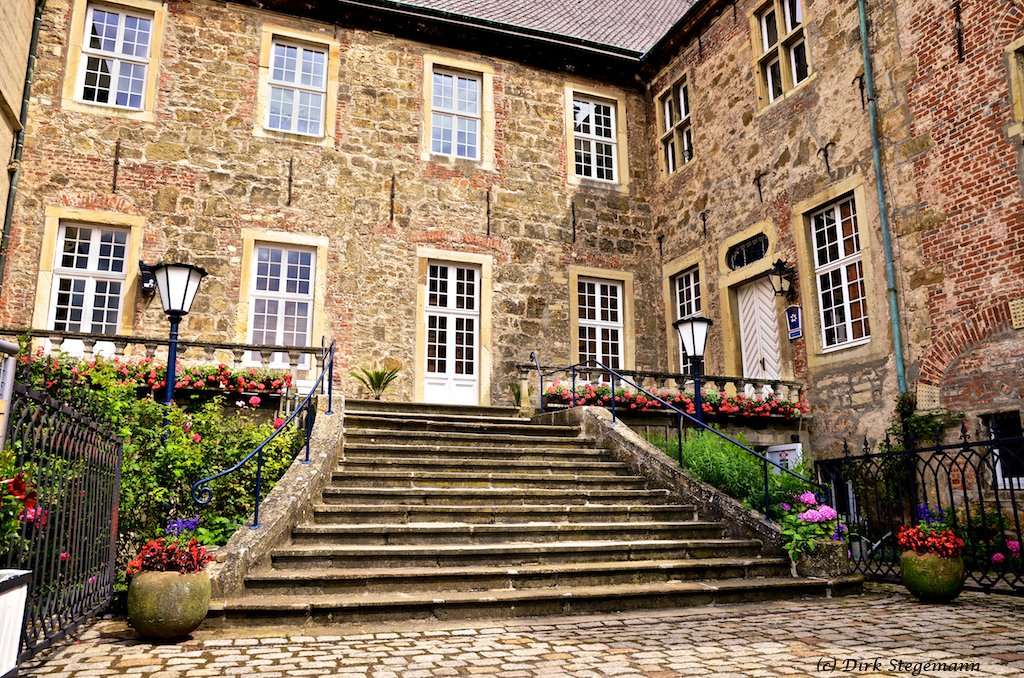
[12,348,303,573]
[646,429,817,517]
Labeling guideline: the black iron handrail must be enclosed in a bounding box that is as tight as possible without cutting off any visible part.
[191,339,336,529]
[529,353,826,519]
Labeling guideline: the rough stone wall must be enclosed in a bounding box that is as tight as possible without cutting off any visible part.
[887,0,1024,419]
[0,0,36,237]
[642,0,914,456]
[3,0,660,406]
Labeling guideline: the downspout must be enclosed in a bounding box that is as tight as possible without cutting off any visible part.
[857,0,908,394]
[0,0,47,305]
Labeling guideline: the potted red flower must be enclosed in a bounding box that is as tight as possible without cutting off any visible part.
[126,516,212,639]
[897,504,966,603]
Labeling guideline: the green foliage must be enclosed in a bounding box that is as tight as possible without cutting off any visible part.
[116,395,301,570]
[506,381,535,408]
[778,496,844,561]
[350,365,400,399]
[885,392,962,449]
[645,429,816,517]
[13,348,303,573]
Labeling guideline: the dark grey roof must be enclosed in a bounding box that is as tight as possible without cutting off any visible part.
[389,0,699,54]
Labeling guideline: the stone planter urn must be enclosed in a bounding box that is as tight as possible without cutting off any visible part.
[795,539,852,578]
[127,570,211,639]
[900,551,965,603]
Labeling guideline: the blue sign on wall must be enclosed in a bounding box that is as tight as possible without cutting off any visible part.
[787,305,802,340]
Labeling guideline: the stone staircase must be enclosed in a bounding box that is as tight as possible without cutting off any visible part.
[209,401,856,625]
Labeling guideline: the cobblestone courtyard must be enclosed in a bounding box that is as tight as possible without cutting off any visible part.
[20,586,1024,678]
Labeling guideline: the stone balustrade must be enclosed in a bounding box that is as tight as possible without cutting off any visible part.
[0,328,327,386]
[517,364,805,405]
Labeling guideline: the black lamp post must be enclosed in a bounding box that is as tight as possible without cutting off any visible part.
[148,262,207,408]
[673,316,712,425]
[767,259,795,299]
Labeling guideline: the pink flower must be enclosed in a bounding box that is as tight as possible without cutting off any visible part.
[817,505,838,521]
[992,552,1006,564]
[274,417,286,429]
[193,433,202,443]
[60,552,70,562]
[798,509,822,522]
[248,395,261,407]
[798,491,818,506]
[1008,541,1020,556]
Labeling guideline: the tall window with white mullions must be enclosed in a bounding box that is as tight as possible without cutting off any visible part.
[49,224,128,335]
[578,277,623,381]
[248,244,315,366]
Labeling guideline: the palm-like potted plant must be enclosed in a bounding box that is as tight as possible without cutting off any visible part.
[126,516,212,639]
[350,362,401,400]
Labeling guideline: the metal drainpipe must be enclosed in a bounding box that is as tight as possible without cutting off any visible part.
[858,0,908,394]
[0,0,47,306]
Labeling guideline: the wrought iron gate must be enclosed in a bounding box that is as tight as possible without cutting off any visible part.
[1,352,122,663]
[817,425,1024,594]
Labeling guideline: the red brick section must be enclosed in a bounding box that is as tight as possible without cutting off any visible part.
[901,0,1024,394]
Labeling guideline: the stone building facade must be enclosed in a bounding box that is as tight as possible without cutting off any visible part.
[1,0,1022,458]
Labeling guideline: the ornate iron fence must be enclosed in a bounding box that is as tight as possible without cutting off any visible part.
[817,425,1024,594]
[1,356,122,662]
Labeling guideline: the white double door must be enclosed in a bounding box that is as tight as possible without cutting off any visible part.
[737,277,782,397]
[424,262,480,405]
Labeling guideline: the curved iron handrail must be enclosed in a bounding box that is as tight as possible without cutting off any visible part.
[191,339,336,529]
[529,353,827,519]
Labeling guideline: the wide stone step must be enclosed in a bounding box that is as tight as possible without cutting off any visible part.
[338,456,633,476]
[342,443,610,462]
[310,504,699,525]
[344,429,596,449]
[319,487,673,506]
[342,400,520,419]
[327,470,648,490]
[207,576,863,626]
[269,538,763,569]
[289,521,726,546]
[345,415,565,438]
[244,557,793,595]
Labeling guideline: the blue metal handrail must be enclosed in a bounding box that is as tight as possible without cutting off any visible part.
[191,339,336,529]
[529,352,827,519]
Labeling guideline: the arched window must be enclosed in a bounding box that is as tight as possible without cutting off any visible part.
[726,233,769,270]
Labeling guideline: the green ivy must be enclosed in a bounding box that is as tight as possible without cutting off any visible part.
[884,392,963,449]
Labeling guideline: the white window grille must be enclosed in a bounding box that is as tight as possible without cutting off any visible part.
[812,197,870,350]
[49,224,128,335]
[266,39,327,136]
[78,3,152,110]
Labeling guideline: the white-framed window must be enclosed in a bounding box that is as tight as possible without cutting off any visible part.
[754,0,810,105]
[673,266,703,370]
[265,38,327,136]
[49,223,129,334]
[577,277,623,373]
[573,95,617,182]
[811,196,870,350]
[430,68,481,160]
[659,76,694,175]
[77,2,153,110]
[248,244,315,365]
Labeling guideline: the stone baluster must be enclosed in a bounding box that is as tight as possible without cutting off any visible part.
[231,348,246,372]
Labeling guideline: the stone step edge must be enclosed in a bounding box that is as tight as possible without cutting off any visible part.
[320,488,669,496]
[291,520,725,534]
[342,444,610,453]
[211,576,864,612]
[311,503,697,513]
[245,556,790,582]
[339,457,628,468]
[344,413,532,425]
[270,538,762,557]
[328,471,646,482]
[345,430,591,442]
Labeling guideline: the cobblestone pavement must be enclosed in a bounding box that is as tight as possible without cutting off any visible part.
[19,586,1024,678]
